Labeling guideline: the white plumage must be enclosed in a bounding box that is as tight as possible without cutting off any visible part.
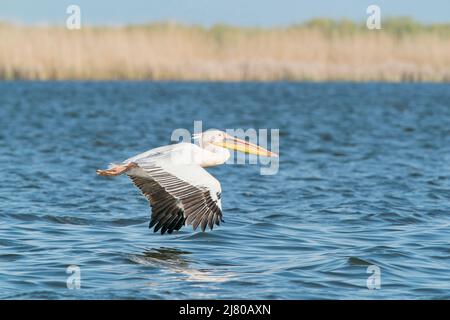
[97,130,277,234]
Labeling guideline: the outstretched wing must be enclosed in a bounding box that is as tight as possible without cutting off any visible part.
[127,164,223,234]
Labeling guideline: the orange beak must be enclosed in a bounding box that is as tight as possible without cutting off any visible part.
[217,136,278,157]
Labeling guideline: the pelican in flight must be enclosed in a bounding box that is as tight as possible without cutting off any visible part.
[96,130,278,234]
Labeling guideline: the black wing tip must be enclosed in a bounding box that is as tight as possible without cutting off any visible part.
[150,215,222,234]
[149,214,185,235]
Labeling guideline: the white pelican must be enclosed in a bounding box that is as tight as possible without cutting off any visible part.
[96,130,278,234]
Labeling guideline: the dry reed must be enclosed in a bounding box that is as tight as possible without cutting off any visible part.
[0,19,449,81]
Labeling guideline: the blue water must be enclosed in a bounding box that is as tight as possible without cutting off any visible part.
[0,81,449,299]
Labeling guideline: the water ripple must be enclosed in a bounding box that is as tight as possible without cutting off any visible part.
[0,82,449,299]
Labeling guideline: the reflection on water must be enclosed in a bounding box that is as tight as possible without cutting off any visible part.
[128,247,190,269]
[128,248,234,283]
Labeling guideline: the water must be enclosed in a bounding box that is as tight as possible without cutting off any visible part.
[0,81,449,299]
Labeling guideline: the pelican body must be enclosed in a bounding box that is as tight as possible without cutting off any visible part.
[97,130,277,234]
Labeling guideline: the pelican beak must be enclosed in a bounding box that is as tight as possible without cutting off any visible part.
[218,136,278,157]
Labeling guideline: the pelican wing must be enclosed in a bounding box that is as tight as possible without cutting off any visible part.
[127,164,223,234]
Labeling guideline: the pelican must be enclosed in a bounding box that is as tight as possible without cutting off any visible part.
[96,130,278,234]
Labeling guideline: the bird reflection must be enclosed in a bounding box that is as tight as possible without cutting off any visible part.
[139,247,190,268]
[128,247,233,283]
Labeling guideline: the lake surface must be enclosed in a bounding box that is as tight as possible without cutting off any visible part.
[0,81,449,299]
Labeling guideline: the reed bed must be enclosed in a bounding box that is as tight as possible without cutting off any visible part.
[0,19,449,81]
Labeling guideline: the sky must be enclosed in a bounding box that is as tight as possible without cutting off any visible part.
[1,0,449,26]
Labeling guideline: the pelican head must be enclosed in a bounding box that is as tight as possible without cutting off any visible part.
[193,130,278,157]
